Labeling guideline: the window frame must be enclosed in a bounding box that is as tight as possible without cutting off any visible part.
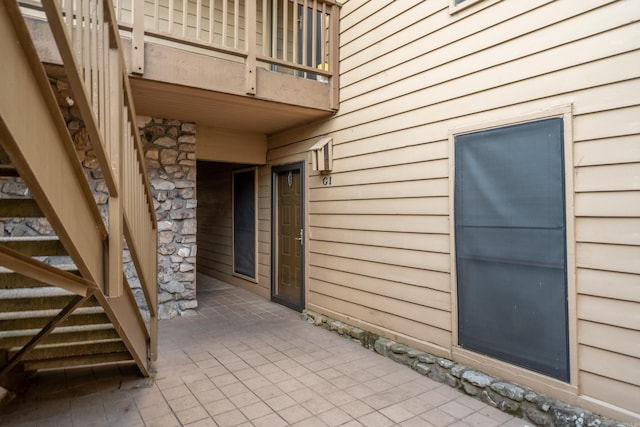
[232,167,259,282]
[449,0,501,15]
[448,105,579,393]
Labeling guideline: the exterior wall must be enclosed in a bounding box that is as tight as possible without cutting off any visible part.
[138,117,198,319]
[263,0,640,422]
[196,161,269,297]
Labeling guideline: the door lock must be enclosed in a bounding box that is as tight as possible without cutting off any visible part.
[294,228,304,245]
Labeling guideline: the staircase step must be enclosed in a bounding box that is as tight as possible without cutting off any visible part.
[0,237,67,257]
[0,165,19,177]
[0,310,110,332]
[0,295,100,313]
[0,268,81,289]
[23,352,133,371]
[10,340,128,361]
[0,326,119,349]
[0,199,43,217]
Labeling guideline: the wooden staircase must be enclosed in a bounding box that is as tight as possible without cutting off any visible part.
[0,0,157,388]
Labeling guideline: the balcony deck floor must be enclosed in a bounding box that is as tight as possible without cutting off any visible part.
[0,274,524,427]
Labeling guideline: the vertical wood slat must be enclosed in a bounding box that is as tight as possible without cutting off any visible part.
[271,0,277,58]
[320,2,325,68]
[64,0,73,43]
[154,0,159,32]
[182,0,187,37]
[168,0,174,33]
[302,0,307,68]
[292,0,298,64]
[209,0,215,43]
[90,0,98,114]
[83,0,91,88]
[329,3,338,110]
[97,3,105,134]
[282,0,288,62]
[311,0,317,68]
[233,0,239,49]
[196,0,201,40]
[222,0,228,47]
[262,0,267,55]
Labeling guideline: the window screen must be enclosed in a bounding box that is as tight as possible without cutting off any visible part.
[454,118,569,381]
[233,169,256,278]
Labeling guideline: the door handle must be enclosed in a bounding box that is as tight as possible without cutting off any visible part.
[294,228,304,246]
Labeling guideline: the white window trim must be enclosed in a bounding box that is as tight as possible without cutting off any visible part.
[449,0,502,16]
[447,105,578,394]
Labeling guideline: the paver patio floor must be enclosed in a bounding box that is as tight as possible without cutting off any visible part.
[0,275,527,426]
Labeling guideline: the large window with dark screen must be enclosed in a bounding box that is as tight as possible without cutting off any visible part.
[454,118,569,381]
[233,168,257,279]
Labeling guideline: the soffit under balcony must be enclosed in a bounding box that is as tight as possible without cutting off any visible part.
[125,39,335,135]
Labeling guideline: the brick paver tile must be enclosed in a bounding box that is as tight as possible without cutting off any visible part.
[176,405,210,425]
[278,403,314,424]
[301,396,335,415]
[168,393,200,412]
[341,399,375,418]
[440,400,477,419]
[239,401,273,420]
[252,412,289,427]
[265,393,297,411]
[421,408,459,427]
[213,408,248,426]
[318,406,354,426]
[204,398,236,416]
[358,410,395,427]
[228,391,261,407]
[380,403,416,423]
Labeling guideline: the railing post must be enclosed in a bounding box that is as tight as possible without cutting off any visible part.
[131,0,144,75]
[246,0,257,95]
[329,3,339,111]
[107,47,123,297]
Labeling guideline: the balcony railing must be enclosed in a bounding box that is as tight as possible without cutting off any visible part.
[115,0,340,109]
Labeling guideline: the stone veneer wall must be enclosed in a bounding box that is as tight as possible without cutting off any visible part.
[1,79,108,241]
[138,117,197,319]
[302,311,631,427]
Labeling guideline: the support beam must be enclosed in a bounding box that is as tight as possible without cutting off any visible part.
[0,294,91,378]
[0,244,93,296]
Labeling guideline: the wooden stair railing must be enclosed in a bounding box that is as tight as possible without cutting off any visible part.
[0,0,157,381]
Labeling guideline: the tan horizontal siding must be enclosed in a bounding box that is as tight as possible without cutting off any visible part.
[579,345,640,387]
[310,228,449,253]
[309,265,451,312]
[574,136,640,167]
[575,163,640,193]
[576,243,640,275]
[579,372,640,416]
[312,279,450,330]
[310,252,450,293]
[576,218,640,246]
[576,269,640,303]
[575,192,640,217]
[310,240,450,273]
[578,321,640,359]
[310,178,449,199]
[309,291,451,348]
[309,197,449,216]
[577,295,640,331]
[310,214,449,234]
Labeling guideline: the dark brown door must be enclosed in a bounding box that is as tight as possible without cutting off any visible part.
[271,163,304,311]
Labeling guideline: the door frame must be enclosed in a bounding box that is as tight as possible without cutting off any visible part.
[271,161,306,311]
[448,105,579,394]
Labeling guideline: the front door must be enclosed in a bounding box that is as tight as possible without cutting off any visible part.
[271,163,304,311]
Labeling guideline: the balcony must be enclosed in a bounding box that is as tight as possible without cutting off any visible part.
[21,0,340,136]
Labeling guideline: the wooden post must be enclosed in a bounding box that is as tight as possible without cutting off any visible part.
[132,0,145,75]
[246,0,257,95]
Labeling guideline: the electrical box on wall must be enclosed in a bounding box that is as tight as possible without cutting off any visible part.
[310,137,333,174]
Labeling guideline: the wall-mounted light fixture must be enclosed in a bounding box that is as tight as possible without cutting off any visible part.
[310,136,333,174]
